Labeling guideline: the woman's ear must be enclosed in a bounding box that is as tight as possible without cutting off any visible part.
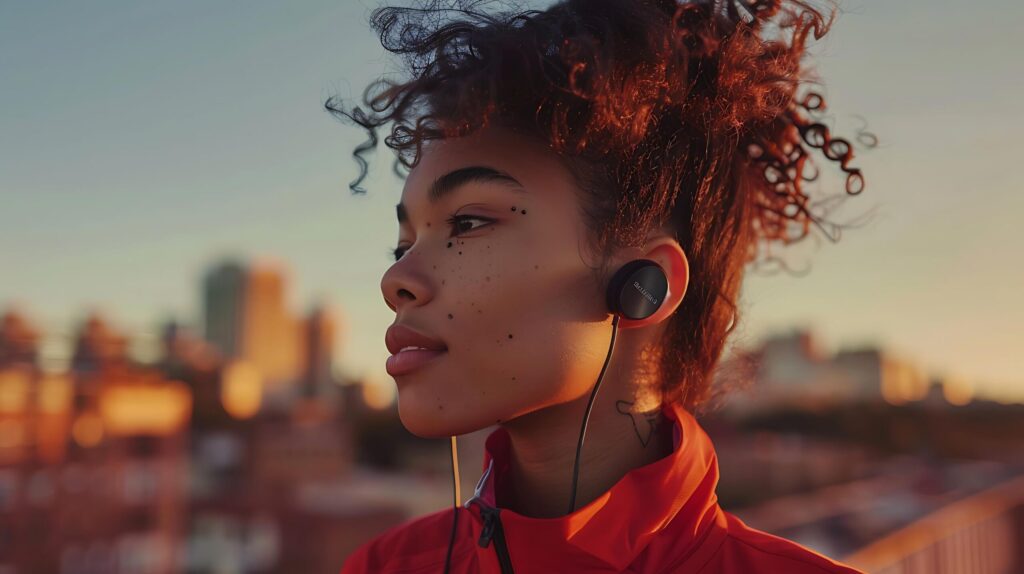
[615,236,689,329]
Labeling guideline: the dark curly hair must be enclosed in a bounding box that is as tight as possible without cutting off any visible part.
[325,0,878,415]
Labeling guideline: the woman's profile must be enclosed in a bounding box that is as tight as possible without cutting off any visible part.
[327,0,875,572]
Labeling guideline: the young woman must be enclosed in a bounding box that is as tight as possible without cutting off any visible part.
[328,0,875,572]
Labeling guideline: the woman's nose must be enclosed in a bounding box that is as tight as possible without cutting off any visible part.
[380,257,434,313]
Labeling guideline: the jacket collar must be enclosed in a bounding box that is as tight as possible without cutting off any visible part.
[468,399,723,571]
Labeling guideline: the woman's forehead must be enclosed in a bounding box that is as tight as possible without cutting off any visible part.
[403,125,574,202]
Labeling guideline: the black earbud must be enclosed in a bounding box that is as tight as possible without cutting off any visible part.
[606,258,669,320]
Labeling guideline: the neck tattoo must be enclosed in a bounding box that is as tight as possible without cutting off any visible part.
[614,399,664,448]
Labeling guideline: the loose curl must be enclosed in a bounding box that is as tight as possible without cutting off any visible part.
[326,0,878,414]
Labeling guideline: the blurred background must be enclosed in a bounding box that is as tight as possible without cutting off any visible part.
[1,1,1022,573]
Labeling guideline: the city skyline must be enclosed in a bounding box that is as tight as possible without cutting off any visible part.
[2,0,1022,402]
[0,251,1009,406]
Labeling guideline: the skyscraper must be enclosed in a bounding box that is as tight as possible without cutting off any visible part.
[302,302,340,395]
[203,261,246,359]
[202,258,303,394]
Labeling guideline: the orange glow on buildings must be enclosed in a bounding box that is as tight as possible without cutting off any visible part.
[99,380,192,436]
[0,366,30,412]
[880,353,929,405]
[221,359,263,419]
[941,373,974,406]
[37,373,72,413]
[71,411,104,447]
[0,367,74,464]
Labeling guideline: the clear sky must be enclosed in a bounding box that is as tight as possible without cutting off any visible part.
[2,1,1021,402]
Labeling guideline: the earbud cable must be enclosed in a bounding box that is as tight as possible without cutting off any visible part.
[443,436,460,573]
[569,313,620,513]
[442,313,619,573]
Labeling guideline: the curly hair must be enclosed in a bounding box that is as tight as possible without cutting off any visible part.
[325,0,877,415]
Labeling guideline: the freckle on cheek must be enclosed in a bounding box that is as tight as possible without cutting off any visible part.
[511,206,517,212]
[507,334,513,339]
[521,209,527,215]
[447,242,452,248]
[448,313,454,319]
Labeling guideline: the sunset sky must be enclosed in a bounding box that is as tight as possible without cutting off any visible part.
[2,1,1021,402]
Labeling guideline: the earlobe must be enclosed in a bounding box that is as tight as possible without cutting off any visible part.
[624,241,688,328]
[660,240,689,314]
[665,255,688,315]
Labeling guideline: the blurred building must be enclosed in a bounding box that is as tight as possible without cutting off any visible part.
[202,259,343,413]
[303,304,339,392]
[0,303,413,574]
[832,347,930,405]
[160,320,221,375]
[203,262,246,362]
[0,309,40,367]
[0,308,192,574]
[720,328,947,416]
[203,260,302,395]
[71,312,131,374]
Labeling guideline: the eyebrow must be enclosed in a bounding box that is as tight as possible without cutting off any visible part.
[396,165,525,225]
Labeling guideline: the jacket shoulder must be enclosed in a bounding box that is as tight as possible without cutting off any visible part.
[703,511,865,574]
[340,506,470,574]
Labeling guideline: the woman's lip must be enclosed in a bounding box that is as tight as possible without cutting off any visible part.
[386,348,447,377]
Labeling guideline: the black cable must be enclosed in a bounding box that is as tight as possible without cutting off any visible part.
[569,313,620,514]
[442,505,460,573]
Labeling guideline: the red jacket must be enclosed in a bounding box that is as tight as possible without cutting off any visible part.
[341,400,866,573]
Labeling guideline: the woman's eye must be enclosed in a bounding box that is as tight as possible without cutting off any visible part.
[447,214,493,236]
[389,214,493,262]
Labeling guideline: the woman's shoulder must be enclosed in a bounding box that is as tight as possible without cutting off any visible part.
[340,506,471,574]
[707,510,866,574]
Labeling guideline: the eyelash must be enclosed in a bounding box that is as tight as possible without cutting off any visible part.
[390,214,494,261]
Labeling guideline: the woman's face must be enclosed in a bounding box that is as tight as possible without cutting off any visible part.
[380,124,617,438]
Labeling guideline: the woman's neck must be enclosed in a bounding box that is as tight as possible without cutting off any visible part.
[498,391,676,518]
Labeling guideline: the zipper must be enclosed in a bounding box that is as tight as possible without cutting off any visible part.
[475,502,515,574]
[466,459,515,574]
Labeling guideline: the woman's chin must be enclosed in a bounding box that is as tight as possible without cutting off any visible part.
[396,401,456,438]
[396,396,487,438]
